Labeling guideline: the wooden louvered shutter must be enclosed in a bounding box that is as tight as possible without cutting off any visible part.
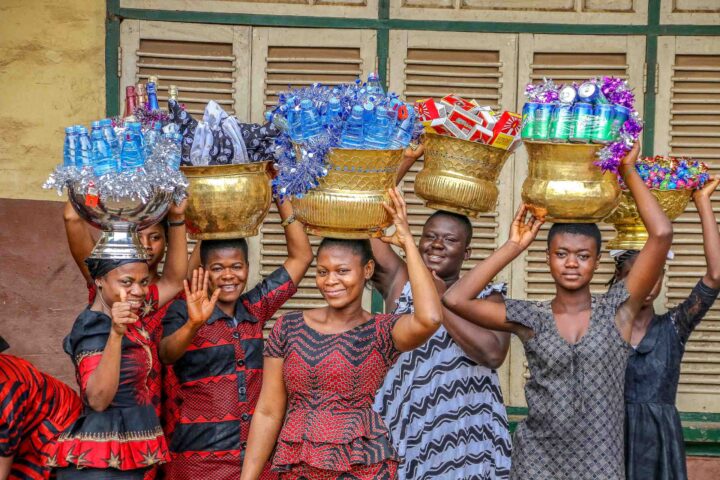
[249,28,377,323]
[655,36,720,412]
[120,20,252,259]
[388,30,518,397]
[508,34,646,405]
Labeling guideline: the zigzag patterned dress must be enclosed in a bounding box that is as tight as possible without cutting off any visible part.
[374,282,512,480]
[264,311,401,479]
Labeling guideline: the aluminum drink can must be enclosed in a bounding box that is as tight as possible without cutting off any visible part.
[591,104,615,144]
[521,102,539,139]
[569,102,593,143]
[577,81,609,104]
[611,105,631,136]
[558,85,578,104]
[549,103,574,142]
[533,103,553,140]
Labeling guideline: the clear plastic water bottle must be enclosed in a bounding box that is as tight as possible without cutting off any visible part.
[126,122,146,157]
[340,105,365,149]
[90,121,116,176]
[365,106,391,149]
[63,126,78,167]
[100,118,119,157]
[164,131,183,170]
[120,125,145,171]
[75,126,93,168]
[288,105,303,141]
[366,72,384,96]
[145,121,162,157]
[299,99,322,140]
[362,102,376,139]
[389,104,416,149]
[323,97,342,128]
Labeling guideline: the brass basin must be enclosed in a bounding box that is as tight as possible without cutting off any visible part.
[415,132,513,217]
[181,162,272,239]
[604,189,692,249]
[522,141,621,223]
[292,148,404,239]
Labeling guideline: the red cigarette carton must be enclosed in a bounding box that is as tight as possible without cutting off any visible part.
[423,118,467,140]
[468,125,493,143]
[448,107,485,137]
[415,98,442,122]
[441,94,476,112]
[493,111,522,137]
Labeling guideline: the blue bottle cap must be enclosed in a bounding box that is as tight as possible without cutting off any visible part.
[65,126,76,133]
[77,126,88,134]
[300,99,313,109]
[91,120,102,129]
[100,118,112,126]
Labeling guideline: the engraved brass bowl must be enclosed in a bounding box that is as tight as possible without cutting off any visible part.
[292,148,404,238]
[181,162,272,239]
[604,189,692,249]
[414,132,513,217]
[522,141,621,223]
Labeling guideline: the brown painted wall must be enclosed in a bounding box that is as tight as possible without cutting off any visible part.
[0,198,88,386]
[689,457,720,479]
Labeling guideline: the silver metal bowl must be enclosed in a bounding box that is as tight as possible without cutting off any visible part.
[68,183,172,259]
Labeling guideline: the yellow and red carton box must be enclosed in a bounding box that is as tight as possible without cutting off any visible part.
[487,111,521,150]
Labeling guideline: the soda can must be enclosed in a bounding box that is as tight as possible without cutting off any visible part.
[521,102,539,139]
[558,85,578,104]
[569,102,593,143]
[591,104,615,144]
[577,81,609,105]
[549,103,574,142]
[611,105,631,137]
[533,103,553,141]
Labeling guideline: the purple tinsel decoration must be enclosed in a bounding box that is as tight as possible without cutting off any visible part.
[600,76,635,109]
[524,78,560,103]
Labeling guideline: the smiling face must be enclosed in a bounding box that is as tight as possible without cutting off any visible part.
[97,263,150,314]
[204,248,249,307]
[138,223,166,269]
[418,214,471,281]
[315,245,374,310]
[547,232,601,291]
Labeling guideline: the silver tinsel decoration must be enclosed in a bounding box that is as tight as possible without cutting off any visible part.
[43,137,187,205]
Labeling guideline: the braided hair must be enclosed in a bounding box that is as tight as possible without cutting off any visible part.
[607,250,640,286]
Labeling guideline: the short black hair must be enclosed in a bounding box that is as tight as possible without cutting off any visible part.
[547,223,602,255]
[317,238,374,265]
[427,210,473,247]
[200,238,249,265]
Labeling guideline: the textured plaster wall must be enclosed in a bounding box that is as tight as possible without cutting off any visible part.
[0,0,105,201]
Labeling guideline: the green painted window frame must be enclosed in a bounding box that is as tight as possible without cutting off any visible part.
[105,0,720,454]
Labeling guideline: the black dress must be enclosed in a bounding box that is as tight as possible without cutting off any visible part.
[625,279,719,480]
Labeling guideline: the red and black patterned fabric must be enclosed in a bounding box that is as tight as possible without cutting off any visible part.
[49,285,170,478]
[0,353,82,480]
[264,311,402,479]
[160,266,297,480]
[89,283,183,444]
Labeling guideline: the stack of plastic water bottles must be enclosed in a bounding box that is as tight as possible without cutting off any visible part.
[62,119,183,177]
[268,74,421,200]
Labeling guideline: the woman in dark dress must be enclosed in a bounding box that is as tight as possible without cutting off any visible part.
[50,257,184,479]
[611,176,720,480]
[237,188,444,480]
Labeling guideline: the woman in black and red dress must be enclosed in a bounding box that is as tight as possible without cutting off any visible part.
[50,256,184,480]
[238,188,444,480]
[0,335,82,480]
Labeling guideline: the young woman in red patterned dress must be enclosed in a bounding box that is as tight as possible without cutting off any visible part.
[237,188,444,480]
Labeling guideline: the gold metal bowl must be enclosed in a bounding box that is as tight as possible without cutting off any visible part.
[604,189,692,249]
[522,141,621,223]
[414,132,513,217]
[181,162,272,239]
[292,148,404,238]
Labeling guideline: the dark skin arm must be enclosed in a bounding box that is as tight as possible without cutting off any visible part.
[155,200,188,307]
[63,201,96,285]
[239,357,286,480]
[693,176,720,289]
[614,143,674,340]
[443,205,542,342]
[395,144,424,185]
[277,199,313,286]
[0,454,13,479]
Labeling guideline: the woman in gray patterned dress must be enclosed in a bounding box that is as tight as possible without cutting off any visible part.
[443,144,674,480]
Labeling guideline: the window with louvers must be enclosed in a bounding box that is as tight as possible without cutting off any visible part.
[250,28,377,326]
[656,36,720,412]
[508,34,646,405]
[388,30,518,396]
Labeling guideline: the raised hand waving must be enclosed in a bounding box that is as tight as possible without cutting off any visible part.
[184,267,221,328]
[380,187,414,250]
